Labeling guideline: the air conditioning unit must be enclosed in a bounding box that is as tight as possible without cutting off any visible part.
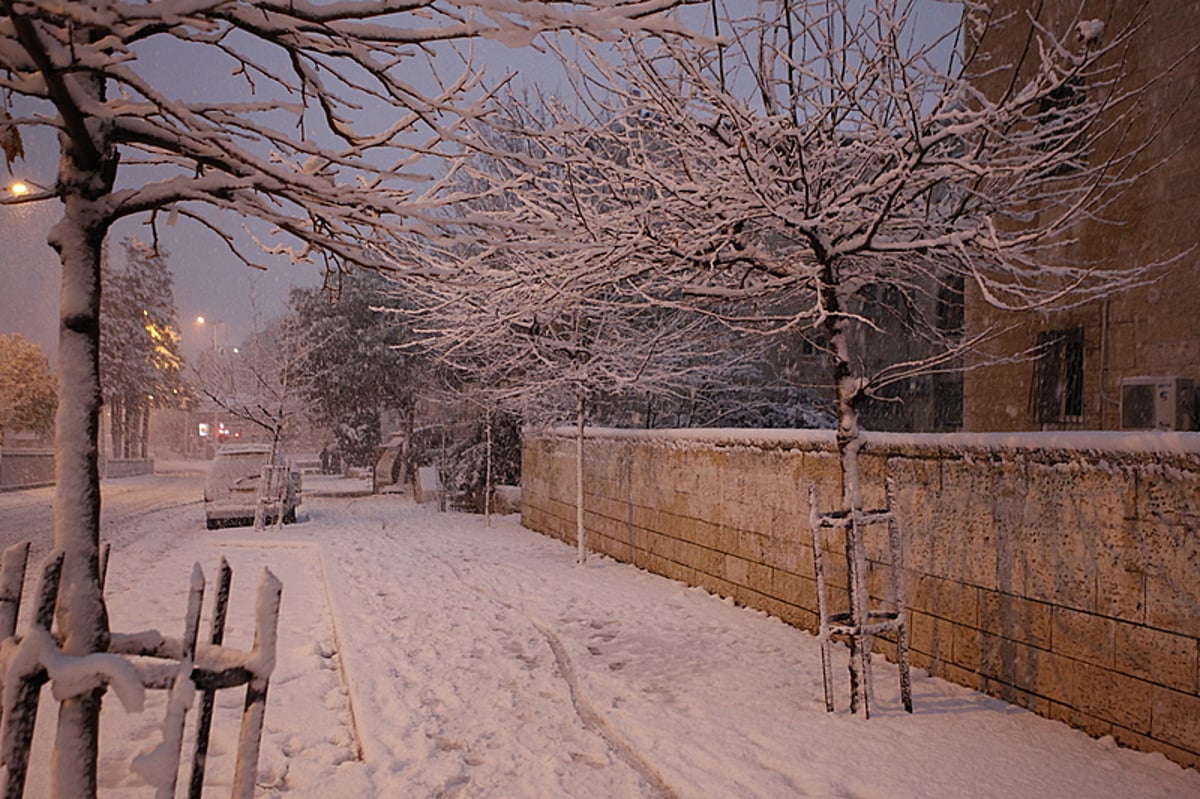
[1119,376,1196,431]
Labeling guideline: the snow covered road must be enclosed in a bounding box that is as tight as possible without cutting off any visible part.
[14,473,1200,797]
[0,464,202,567]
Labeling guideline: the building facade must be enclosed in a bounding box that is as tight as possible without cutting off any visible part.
[964,1,1200,432]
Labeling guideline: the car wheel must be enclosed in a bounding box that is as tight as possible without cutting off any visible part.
[206,518,219,530]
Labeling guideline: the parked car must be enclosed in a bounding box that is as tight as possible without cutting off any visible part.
[203,444,301,529]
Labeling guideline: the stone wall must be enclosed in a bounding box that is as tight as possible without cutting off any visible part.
[0,451,154,490]
[521,428,1200,768]
[101,457,154,479]
[0,449,54,490]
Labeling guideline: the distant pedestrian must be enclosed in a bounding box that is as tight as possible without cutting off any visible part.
[320,446,330,474]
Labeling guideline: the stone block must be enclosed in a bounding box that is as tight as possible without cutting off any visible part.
[1113,623,1198,692]
[1138,464,1200,526]
[685,518,715,550]
[909,610,956,664]
[889,455,940,550]
[605,539,632,563]
[953,624,983,673]
[802,453,843,512]
[908,573,979,627]
[1146,565,1200,639]
[981,676,1052,716]
[630,504,658,533]
[980,637,1073,706]
[745,560,774,595]
[857,451,889,511]
[936,661,985,691]
[661,559,696,586]
[1023,556,1097,615]
[978,591,1052,649]
[631,526,652,553]
[1151,686,1200,752]
[662,488,690,519]
[762,533,807,574]
[724,553,751,586]
[683,541,724,577]
[1013,461,1133,613]
[866,561,896,608]
[1111,728,1200,771]
[771,568,814,607]
[1095,538,1147,625]
[1073,662,1153,733]
[1051,607,1115,668]
[920,464,1001,589]
[733,582,769,611]
[1048,702,1114,741]
[1129,514,1200,582]
[737,530,767,561]
[694,570,736,602]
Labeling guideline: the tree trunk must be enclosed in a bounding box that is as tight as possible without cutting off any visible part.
[401,401,415,489]
[823,275,871,716]
[484,409,493,527]
[109,396,123,459]
[35,15,118,790]
[125,401,138,458]
[140,399,150,459]
[49,196,112,799]
[575,390,586,564]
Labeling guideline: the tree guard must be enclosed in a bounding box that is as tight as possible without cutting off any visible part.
[809,481,912,718]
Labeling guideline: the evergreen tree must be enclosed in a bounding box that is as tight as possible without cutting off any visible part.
[99,239,189,458]
[287,272,428,471]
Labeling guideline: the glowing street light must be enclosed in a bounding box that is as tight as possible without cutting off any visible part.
[194,314,228,353]
[5,178,55,201]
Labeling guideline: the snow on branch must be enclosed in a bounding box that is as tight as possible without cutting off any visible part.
[0,0,702,275]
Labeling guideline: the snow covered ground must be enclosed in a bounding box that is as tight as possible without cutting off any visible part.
[20,468,1200,798]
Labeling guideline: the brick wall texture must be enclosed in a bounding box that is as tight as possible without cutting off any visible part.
[521,428,1200,769]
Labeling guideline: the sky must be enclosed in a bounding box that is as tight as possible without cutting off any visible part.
[0,19,579,364]
[0,0,962,366]
[9,468,1200,797]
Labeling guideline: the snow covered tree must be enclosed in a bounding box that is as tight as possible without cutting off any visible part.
[100,238,188,459]
[391,211,760,559]
[195,315,302,454]
[0,333,56,445]
[436,0,1190,710]
[287,271,429,472]
[0,2,699,792]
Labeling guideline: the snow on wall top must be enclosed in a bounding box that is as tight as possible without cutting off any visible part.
[540,427,1200,456]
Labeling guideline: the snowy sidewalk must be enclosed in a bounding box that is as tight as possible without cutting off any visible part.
[32,493,1200,797]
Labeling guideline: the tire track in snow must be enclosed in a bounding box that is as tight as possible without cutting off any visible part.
[531,620,680,799]
[424,546,680,799]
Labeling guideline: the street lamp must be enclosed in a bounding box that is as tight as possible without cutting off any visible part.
[4,178,54,202]
[194,315,228,352]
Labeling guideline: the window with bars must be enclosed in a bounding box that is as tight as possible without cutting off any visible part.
[1031,327,1084,425]
[936,276,965,337]
[1034,77,1088,176]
